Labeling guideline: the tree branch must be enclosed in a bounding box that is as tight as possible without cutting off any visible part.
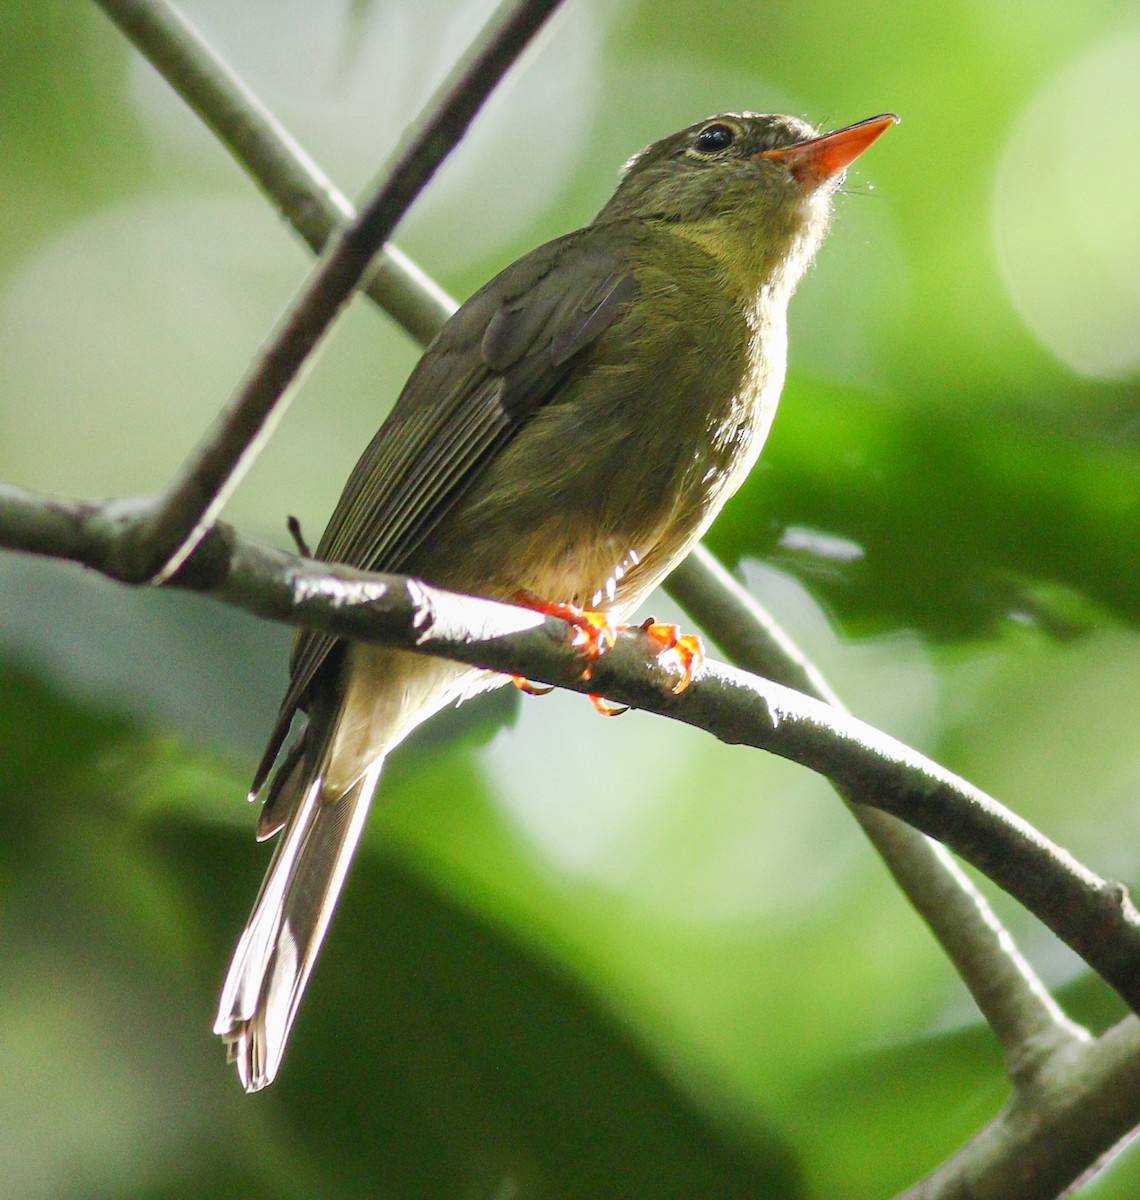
[93,0,564,585]
[95,0,458,345]
[668,548,1089,1072]
[898,1017,1140,1200]
[4,481,1140,1027]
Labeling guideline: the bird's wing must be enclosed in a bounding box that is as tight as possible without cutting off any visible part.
[252,227,637,792]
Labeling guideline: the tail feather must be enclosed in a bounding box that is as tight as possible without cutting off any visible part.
[214,757,383,1091]
[255,729,308,842]
[218,647,484,1090]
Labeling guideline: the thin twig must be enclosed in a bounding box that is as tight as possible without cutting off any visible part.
[94,0,457,345]
[118,0,565,583]
[3,481,1140,1022]
[668,547,1089,1072]
[897,1017,1140,1200]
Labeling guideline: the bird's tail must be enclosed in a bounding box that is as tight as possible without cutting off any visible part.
[213,723,384,1092]
[216,647,485,1091]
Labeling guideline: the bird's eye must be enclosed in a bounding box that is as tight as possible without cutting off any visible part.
[693,122,737,154]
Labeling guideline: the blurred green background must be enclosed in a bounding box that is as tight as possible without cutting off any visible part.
[2,0,1139,1196]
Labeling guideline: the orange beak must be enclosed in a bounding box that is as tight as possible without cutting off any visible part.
[759,113,898,187]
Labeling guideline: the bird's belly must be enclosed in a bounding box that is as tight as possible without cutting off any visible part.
[409,330,782,618]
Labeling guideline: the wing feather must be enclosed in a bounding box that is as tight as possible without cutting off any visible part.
[255,225,638,787]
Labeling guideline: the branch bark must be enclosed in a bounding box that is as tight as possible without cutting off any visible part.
[899,1017,1140,1200]
[3,483,1139,1029]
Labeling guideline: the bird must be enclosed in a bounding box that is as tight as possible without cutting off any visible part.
[214,109,896,1090]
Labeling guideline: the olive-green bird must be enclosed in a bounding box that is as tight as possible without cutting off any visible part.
[215,110,895,1090]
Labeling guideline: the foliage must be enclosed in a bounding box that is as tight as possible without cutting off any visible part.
[1,0,1138,1195]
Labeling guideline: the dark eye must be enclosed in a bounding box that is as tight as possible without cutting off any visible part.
[693,122,737,154]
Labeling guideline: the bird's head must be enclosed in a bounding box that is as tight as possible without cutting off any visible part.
[597,112,896,292]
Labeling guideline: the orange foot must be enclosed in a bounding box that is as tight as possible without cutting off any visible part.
[639,620,704,694]
[583,622,702,712]
[508,595,702,713]
[510,591,617,693]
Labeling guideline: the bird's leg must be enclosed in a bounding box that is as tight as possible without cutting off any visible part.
[509,590,618,702]
[510,591,617,678]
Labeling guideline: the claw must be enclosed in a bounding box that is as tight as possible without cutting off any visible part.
[640,622,704,694]
[588,695,628,716]
[512,676,554,696]
[511,591,616,681]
